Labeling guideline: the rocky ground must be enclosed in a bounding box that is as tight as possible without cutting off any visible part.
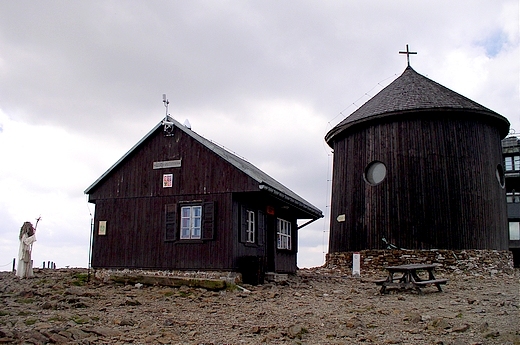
[0,267,518,345]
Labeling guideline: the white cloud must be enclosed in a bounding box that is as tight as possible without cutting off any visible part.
[0,0,518,270]
[0,110,120,269]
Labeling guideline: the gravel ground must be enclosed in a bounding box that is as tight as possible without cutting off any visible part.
[0,267,518,344]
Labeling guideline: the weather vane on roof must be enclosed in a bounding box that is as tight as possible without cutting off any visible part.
[399,44,417,67]
[162,94,174,136]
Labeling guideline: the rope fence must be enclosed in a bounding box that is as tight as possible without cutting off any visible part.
[0,260,14,268]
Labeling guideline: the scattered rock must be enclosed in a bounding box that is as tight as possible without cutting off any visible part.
[483,330,500,338]
[48,332,69,344]
[0,267,517,344]
[124,298,141,306]
[287,324,307,339]
[84,326,122,337]
[25,330,48,344]
[452,323,470,332]
[345,316,365,329]
[403,312,421,323]
[40,301,56,310]
[118,318,135,326]
[67,327,89,340]
[430,317,450,329]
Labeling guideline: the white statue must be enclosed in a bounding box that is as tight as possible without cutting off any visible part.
[16,220,37,278]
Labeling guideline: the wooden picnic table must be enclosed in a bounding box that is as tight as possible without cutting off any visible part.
[375,263,447,294]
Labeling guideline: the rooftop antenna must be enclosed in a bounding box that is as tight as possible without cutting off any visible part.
[162,94,169,116]
[162,94,174,136]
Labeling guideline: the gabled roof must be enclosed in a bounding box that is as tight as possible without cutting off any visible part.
[325,66,510,145]
[85,116,323,219]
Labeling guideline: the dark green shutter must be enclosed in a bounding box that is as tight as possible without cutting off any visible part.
[202,202,215,240]
[165,204,177,241]
[257,210,265,246]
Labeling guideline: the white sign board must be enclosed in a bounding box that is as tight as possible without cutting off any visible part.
[352,252,360,277]
[98,221,107,236]
[153,159,182,169]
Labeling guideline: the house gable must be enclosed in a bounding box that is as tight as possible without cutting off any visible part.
[86,123,259,201]
[86,116,322,219]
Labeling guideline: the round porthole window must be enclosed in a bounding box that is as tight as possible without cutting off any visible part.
[364,161,387,186]
[496,164,505,188]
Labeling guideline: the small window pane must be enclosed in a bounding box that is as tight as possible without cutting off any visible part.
[510,222,520,241]
[192,227,201,239]
[181,228,191,239]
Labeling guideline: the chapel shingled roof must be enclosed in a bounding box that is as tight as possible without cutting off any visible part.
[325,66,510,145]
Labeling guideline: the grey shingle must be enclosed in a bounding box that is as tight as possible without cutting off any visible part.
[325,66,509,144]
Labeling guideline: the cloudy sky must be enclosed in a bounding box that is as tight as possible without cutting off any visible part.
[0,1,518,271]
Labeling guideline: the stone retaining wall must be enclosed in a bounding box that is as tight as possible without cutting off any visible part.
[326,249,514,274]
[94,269,241,284]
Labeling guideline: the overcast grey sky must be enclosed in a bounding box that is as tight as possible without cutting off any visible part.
[0,0,518,270]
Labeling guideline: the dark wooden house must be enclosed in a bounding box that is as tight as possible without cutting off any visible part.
[85,116,322,278]
[325,66,510,253]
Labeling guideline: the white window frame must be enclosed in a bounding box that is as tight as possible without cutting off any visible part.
[246,210,255,243]
[505,155,520,171]
[277,218,292,250]
[180,205,202,240]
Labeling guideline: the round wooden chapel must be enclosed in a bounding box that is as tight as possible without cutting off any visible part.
[325,66,510,252]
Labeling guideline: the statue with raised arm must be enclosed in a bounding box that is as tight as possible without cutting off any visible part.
[16,218,39,278]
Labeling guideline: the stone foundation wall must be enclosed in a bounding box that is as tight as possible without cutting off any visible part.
[94,269,241,284]
[326,249,514,274]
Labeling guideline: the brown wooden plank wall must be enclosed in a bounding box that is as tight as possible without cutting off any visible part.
[329,113,508,252]
[89,127,261,270]
[88,127,259,201]
[91,193,231,269]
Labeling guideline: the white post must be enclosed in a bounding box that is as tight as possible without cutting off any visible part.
[352,252,361,277]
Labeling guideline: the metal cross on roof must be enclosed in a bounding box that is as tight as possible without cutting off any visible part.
[399,44,417,67]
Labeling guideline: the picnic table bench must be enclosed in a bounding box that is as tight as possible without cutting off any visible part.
[375,263,447,294]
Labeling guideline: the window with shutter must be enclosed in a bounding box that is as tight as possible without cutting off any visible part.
[165,202,215,241]
[180,205,202,239]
